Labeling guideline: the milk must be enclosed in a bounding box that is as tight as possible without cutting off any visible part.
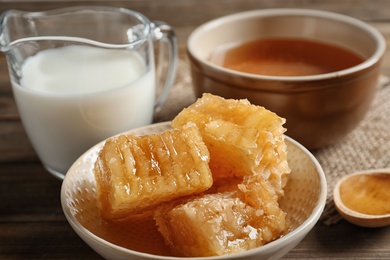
[12,45,155,176]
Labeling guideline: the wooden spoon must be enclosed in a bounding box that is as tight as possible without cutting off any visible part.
[333,168,390,228]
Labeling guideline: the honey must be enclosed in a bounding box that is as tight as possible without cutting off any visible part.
[209,37,364,76]
[339,173,390,215]
[74,185,172,256]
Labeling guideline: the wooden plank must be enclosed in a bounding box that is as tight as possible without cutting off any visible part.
[0,222,102,259]
[0,0,390,23]
[0,121,38,162]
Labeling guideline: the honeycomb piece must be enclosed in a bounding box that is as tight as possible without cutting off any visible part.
[237,175,287,239]
[172,93,290,195]
[94,123,213,221]
[155,176,287,257]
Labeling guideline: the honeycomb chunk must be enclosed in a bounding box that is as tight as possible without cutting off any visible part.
[94,123,213,221]
[172,93,290,195]
[154,175,287,257]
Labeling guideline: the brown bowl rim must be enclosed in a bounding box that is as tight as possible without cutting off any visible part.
[187,8,386,83]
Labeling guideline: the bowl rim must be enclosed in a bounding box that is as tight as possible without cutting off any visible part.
[61,121,327,260]
[187,8,386,83]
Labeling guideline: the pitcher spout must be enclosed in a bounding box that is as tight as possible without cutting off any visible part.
[1,9,44,53]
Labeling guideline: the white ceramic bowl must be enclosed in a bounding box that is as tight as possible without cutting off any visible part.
[61,122,327,260]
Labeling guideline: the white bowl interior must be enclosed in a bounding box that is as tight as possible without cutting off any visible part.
[61,122,327,260]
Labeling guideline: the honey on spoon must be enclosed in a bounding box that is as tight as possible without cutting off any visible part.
[333,169,390,228]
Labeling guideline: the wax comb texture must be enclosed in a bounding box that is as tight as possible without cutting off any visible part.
[94,123,213,221]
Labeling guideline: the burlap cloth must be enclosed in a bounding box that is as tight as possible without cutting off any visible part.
[155,58,390,226]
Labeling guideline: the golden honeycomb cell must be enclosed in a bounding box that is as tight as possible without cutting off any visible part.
[155,176,287,257]
[94,123,213,221]
[172,93,290,195]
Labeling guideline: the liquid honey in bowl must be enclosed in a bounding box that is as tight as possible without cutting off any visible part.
[339,173,390,216]
[209,37,365,76]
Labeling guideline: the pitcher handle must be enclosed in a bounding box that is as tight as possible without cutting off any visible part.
[151,21,178,111]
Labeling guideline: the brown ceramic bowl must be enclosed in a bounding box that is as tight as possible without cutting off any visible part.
[187,9,386,149]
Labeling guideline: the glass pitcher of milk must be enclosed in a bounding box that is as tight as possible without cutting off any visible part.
[0,6,178,179]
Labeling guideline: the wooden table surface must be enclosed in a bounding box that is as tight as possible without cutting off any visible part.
[1,1,389,259]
